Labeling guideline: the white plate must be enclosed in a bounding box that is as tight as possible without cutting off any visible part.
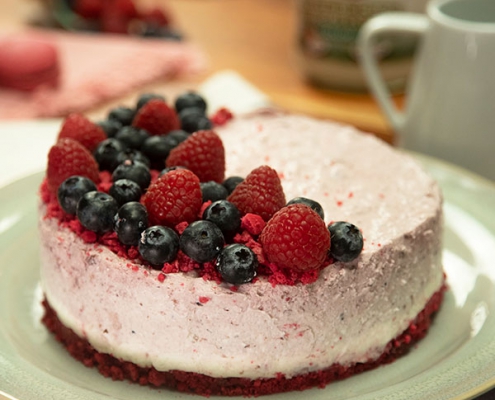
[1,156,495,400]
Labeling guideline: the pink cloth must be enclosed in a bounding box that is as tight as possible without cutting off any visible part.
[0,30,207,119]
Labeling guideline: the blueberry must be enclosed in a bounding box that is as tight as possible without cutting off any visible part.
[179,108,212,133]
[141,26,183,41]
[115,126,150,149]
[139,225,179,267]
[141,135,176,168]
[57,176,97,214]
[116,148,151,168]
[175,91,207,114]
[222,176,244,195]
[108,106,135,126]
[166,129,190,146]
[328,221,363,262]
[200,181,228,202]
[216,244,258,284]
[112,160,151,190]
[76,191,119,233]
[109,179,142,206]
[94,138,127,171]
[202,200,241,238]
[98,119,122,138]
[180,220,224,263]
[137,93,166,110]
[114,202,148,246]
[287,197,324,220]
[159,165,188,176]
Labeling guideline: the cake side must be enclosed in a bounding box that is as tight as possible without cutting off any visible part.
[39,111,444,381]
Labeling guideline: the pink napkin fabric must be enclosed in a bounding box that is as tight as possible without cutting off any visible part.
[0,29,207,119]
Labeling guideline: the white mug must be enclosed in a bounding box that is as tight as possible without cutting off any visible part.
[358,0,495,181]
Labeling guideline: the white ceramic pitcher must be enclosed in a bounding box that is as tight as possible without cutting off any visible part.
[358,0,495,181]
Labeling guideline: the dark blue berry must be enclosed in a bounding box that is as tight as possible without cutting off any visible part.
[180,220,224,263]
[202,200,241,238]
[222,176,244,194]
[141,135,176,168]
[216,244,258,284]
[166,129,190,146]
[287,197,324,220]
[114,202,148,246]
[139,225,179,267]
[112,160,151,190]
[137,93,166,110]
[116,148,151,168]
[109,179,142,206]
[57,176,97,214]
[179,108,212,133]
[94,138,127,171]
[200,181,228,202]
[98,119,122,138]
[76,191,119,233]
[108,106,135,126]
[175,91,207,114]
[328,221,363,262]
[115,126,150,149]
[141,25,183,41]
[159,165,188,176]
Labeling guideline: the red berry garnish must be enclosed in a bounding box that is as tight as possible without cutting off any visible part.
[47,138,100,193]
[210,107,234,126]
[74,0,103,19]
[166,130,225,183]
[57,113,107,152]
[141,169,202,227]
[227,165,285,221]
[260,204,330,271]
[132,99,180,136]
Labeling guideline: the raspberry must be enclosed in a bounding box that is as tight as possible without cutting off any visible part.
[132,99,180,136]
[141,7,171,27]
[74,0,104,19]
[141,169,202,227]
[227,165,285,221]
[166,130,225,183]
[47,138,100,193]
[260,204,331,271]
[57,113,107,152]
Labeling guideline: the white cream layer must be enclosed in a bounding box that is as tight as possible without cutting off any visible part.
[39,112,444,379]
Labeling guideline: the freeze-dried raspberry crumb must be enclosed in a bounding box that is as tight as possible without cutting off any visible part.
[198,296,210,304]
[211,107,233,126]
[241,213,265,236]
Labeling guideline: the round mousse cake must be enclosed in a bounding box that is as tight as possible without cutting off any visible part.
[38,99,445,396]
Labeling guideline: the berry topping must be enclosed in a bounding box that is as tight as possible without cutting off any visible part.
[166,130,225,183]
[328,221,363,262]
[137,93,166,110]
[57,176,97,215]
[179,108,212,133]
[166,129,190,146]
[98,119,122,138]
[109,179,142,206]
[260,204,330,271]
[159,165,188,176]
[57,113,107,152]
[112,160,151,190]
[47,138,100,193]
[216,244,258,284]
[139,225,179,267]
[287,197,324,220]
[141,169,202,227]
[94,138,127,171]
[175,91,207,114]
[114,202,148,246]
[141,135,177,169]
[108,106,135,126]
[200,181,228,202]
[76,191,119,233]
[132,99,180,136]
[227,165,285,221]
[180,220,225,263]
[211,107,234,126]
[115,126,150,149]
[222,176,244,195]
[203,200,241,238]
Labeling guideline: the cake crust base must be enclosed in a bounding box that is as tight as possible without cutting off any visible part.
[41,284,445,397]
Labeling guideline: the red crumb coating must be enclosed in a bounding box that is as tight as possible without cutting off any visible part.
[41,282,446,397]
[211,107,234,126]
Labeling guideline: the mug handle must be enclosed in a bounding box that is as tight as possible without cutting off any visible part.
[357,13,429,132]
